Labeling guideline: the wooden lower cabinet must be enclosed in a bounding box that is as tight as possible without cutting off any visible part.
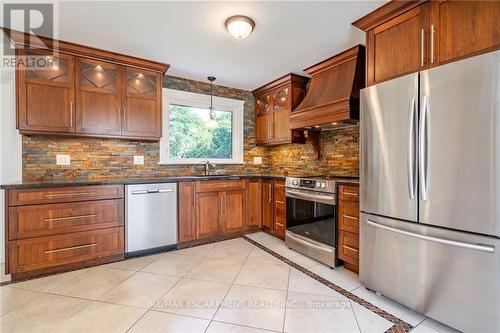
[178,182,196,243]
[262,180,274,230]
[337,184,360,273]
[8,199,123,239]
[5,185,125,280]
[273,180,286,239]
[196,191,222,239]
[222,190,246,235]
[9,227,124,276]
[260,179,286,239]
[179,180,248,244]
[247,179,262,230]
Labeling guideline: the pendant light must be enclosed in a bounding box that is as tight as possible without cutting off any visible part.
[206,76,218,128]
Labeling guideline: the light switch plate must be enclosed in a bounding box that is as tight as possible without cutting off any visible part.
[133,155,144,165]
[253,156,262,165]
[56,154,70,166]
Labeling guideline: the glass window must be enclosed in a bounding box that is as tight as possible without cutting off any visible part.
[159,89,244,164]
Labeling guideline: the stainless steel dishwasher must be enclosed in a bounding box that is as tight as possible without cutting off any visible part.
[125,183,178,256]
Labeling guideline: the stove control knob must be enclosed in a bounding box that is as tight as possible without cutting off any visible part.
[315,181,321,188]
[292,179,299,186]
[321,183,327,189]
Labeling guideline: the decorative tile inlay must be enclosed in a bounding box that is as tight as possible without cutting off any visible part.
[242,236,413,333]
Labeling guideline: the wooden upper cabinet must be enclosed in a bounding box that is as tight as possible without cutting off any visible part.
[76,58,122,135]
[256,94,271,115]
[431,0,500,66]
[369,5,429,84]
[252,74,308,146]
[255,113,273,144]
[353,0,500,86]
[17,50,75,133]
[6,29,168,140]
[122,68,162,139]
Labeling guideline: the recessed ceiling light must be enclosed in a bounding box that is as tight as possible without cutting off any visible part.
[225,15,255,39]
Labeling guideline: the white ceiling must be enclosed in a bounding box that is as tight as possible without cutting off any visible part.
[53,1,383,91]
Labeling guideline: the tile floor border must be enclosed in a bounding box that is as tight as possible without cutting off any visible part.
[242,235,413,333]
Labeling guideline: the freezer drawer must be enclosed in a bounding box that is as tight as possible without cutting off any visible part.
[360,213,499,333]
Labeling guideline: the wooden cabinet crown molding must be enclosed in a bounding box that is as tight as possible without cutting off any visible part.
[352,0,425,31]
[252,73,309,96]
[2,28,169,74]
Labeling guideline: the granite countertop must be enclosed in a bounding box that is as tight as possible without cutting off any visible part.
[0,174,284,189]
[0,174,359,190]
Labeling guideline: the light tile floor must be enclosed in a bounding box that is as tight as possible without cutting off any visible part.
[0,232,460,333]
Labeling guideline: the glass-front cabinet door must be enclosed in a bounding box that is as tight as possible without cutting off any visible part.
[122,68,162,139]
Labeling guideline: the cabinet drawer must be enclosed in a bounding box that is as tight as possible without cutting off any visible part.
[338,185,359,202]
[196,179,246,192]
[8,185,124,206]
[274,196,286,216]
[274,215,286,238]
[338,230,359,263]
[8,227,124,274]
[338,201,359,234]
[8,199,124,240]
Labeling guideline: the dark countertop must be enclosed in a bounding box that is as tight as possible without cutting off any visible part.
[1,174,359,190]
[0,174,283,190]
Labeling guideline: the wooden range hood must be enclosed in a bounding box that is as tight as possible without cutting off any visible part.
[290,45,365,129]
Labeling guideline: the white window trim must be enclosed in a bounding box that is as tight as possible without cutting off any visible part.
[159,88,245,165]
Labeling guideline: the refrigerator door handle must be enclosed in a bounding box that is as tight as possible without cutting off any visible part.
[408,97,417,199]
[419,95,430,200]
[367,220,495,253]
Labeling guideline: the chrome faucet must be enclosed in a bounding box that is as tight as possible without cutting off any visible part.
[204,161,216,175]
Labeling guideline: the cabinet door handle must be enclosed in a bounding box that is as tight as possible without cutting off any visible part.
[70,102,73,126]
[44,191,96,198]
[420,28,425,67]
[45,243,98,254]
[224,194,227,215]
[270,184,273,203]
[276,200,284,204]
[44,214,97,223]
[343,245,358,253]
[192,185,195,207]
[342,215,358,221]
[430,24,435,64]
[343,191,358,197]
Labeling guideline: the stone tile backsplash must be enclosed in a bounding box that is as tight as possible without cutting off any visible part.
[21,76,359,180]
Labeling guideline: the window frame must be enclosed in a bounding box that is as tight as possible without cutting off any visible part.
[159,88,245,165]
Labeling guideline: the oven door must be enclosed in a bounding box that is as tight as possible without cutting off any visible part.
[285,188,336,247]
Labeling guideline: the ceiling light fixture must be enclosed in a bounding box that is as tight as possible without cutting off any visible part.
[225,15,255,39]
[206,76,218,128]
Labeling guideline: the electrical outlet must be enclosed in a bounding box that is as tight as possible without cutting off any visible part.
[133,155,144,165]
[253,156,262,165]
[56,154,70,166]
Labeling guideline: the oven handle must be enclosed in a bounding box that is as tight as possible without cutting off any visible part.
[285,189,335,203]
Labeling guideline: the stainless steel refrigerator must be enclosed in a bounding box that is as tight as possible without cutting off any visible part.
[360,50,500,333]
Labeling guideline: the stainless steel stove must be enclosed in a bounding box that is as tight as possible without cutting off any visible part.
[284,176,345,268]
